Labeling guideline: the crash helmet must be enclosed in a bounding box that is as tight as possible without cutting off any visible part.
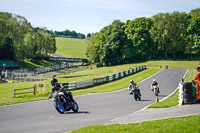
[51,78,58,86]
[197,67,200,70]
[130,80,134,83]
[153,79,156,82]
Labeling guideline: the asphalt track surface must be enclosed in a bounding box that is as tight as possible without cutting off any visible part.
[0,69,187,133]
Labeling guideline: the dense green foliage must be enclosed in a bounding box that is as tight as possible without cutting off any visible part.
[54,29,85,39]
[0,12,56,61]
[86,8,200,66]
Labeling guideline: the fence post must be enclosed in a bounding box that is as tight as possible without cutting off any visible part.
[14,88,15,98]
[34,85,36,95]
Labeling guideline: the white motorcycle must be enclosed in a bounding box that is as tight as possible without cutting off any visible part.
[151,85,160,96]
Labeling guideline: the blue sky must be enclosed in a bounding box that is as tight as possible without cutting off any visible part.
[0,0,199,35]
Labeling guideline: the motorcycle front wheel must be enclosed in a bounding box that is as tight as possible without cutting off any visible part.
[55,101,65,114]
[154,90,158,96]
[71,101,79,112]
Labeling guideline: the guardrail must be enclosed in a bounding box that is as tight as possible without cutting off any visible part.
[62,65,146,90]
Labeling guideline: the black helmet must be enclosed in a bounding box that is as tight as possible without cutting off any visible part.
[197,67,200,70]
[51,78,58,85]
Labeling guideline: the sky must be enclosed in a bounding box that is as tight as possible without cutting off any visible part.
[0,0,199,35]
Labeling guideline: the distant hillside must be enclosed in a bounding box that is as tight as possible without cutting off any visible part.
[55,37,87,58]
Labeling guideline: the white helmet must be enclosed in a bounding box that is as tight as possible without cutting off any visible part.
[130,80,134,83]
[153,79,156,82]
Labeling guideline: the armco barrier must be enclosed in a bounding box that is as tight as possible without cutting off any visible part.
[93,77,105,85]
[62,65,146,90]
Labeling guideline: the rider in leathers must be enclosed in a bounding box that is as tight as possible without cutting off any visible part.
[151,79,160,93]
[49,77,74,102]
[128,80,141,96]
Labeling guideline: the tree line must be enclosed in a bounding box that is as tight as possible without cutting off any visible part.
[54,29,86,39]
[0,12,56,62]
[86,8,200,66]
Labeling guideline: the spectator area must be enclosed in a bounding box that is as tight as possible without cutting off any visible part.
[0,60,20,69]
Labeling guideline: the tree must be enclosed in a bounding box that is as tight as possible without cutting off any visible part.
[0,12,15,60]
[189,8,200,18]
[86,20,126,66]
[150,13,170,59]
[87,33,91,38]
[124,17,153,61]
[0,12,56,61]
[100,20,126,66]
[86,32,102,65]
[167,12,189,59]
[186,17,200,59]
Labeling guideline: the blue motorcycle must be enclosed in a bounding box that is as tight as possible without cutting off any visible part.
[52,90,79,114]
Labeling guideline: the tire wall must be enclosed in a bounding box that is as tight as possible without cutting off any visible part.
[183,82,194,104]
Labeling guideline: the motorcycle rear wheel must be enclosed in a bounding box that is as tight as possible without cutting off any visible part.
[134,94,138,101]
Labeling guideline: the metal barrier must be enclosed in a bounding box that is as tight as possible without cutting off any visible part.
[62,65,146,90]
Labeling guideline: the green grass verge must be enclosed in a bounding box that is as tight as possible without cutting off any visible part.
[148,69,197,108]
[71,114,200,133]
[137,60,199,69]
[55,37,87,58]
[148,91,179,108]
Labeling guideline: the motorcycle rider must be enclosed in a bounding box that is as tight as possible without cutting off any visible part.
[128,80,141,96]
[151,79,160,93]
[49,76,74,102]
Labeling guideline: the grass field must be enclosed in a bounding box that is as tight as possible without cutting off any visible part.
[55,37,87,58]
[71,114,200,133]
[137,60,199,69]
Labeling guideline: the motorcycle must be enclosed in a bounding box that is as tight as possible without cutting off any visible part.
[152,85,159,96]
[131,87,141,101]
[51,85,79,114]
